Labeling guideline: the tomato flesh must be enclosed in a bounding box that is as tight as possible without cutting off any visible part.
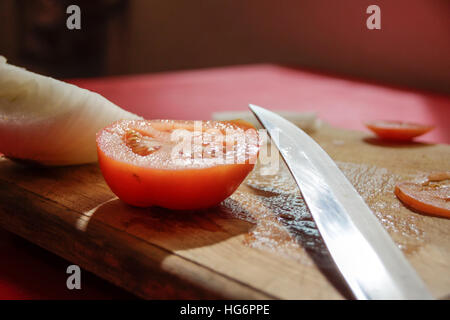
[395,173,450,218]
[365,121,434,141]
[96,119,259,210]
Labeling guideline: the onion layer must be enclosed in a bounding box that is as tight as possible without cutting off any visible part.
[0,56,142,165]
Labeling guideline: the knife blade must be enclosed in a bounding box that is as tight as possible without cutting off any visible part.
[249,104,433,300]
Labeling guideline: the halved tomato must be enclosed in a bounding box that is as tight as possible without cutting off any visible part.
[96,119,259,210]
[395,172,450,218]
[365,121,434,141]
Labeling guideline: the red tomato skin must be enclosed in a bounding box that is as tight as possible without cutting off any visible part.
[365,121,434,141]
[395,183,450,218]
[97,146,254,210]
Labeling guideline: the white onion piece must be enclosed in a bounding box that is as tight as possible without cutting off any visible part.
[0,56,142,165]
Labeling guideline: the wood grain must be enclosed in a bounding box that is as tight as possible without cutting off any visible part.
[0,125,448,299]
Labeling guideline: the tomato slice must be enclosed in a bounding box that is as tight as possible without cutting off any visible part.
[395,172,450,218]
[365,121,434,141]
[96,119,259,209]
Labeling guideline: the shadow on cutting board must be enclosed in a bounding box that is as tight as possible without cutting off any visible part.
[363,137,435,148]
[87,187,354,299]
[89,198,253,251]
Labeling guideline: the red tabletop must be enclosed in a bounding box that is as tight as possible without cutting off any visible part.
[70,64,449,144]
[1,64,449,299]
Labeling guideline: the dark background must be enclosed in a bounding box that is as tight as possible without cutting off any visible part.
[0,0,449,93]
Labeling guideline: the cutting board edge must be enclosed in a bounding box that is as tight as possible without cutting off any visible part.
[0,180,275,300]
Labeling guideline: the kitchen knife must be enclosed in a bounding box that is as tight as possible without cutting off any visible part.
[249,104,433,300]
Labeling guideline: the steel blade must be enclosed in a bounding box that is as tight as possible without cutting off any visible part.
[249,104,432,300]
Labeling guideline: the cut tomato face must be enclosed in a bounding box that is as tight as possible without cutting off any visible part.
[96,119,259,210]
[365,121,434,141]
[395,172,450,218]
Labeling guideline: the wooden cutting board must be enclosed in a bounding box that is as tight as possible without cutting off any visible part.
[0,125,449,299]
